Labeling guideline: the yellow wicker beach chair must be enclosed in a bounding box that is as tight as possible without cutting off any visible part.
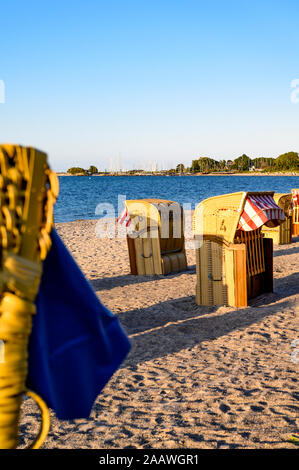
[291,189,299,236]
[125,199,187,275]
[0,144,59,449]
[193,191,284,307]
[262,193,293,244]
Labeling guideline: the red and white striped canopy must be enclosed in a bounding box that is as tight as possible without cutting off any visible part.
[291,189,299,207]
[117,207,132,227]
[238,194,285,231]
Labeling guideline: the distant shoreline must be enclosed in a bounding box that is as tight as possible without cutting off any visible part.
[56,172,299,177]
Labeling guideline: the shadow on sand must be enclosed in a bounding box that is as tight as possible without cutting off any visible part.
[273,244,299,257]
[89,265,196,291]
[117,271,298,367]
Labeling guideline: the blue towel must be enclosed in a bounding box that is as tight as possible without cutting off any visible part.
[26,229,130,420]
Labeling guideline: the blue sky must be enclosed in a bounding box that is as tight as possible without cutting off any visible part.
[0,0,299,171]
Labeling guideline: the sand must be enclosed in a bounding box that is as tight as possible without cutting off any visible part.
[20,219,298,449]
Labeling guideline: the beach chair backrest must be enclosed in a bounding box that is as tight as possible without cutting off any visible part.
[193,191,285,244]
[125,199,187,275]
[261,193,293,245]
[273,193,293,215]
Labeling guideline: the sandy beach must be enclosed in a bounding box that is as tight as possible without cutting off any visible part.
[21,219,298,449]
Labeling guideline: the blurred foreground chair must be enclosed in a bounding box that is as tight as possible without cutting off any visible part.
[291,189,299,236]
[120,199,187,275]
[262,193,293,245]
[0,144,130,449]
[193,192,285,307]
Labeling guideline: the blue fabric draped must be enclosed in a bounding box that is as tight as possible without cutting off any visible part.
[26,229,130,420]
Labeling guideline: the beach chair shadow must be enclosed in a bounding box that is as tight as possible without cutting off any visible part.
[115,264,298,366]
[90,265,195,291]
[118,295,294,367]
[273,244,299,257]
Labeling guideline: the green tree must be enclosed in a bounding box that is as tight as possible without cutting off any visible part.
[231,154,251,171]
[218,160,226,170]
[275,152,299,170]
[191,159,199,172]
[88,165,98,174]
[191,157,219,173]
[67,167,87,175]
[252,157,275,169]
[176,163,185,173]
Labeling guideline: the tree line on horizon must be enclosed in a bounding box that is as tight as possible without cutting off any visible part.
[183,151,299,174]
[66,151,299,175]
[67,165,99,175]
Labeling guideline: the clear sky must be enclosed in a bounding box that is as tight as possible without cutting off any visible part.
[0,0,299,171]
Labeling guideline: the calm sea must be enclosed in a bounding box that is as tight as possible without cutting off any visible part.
[54,175,299,223]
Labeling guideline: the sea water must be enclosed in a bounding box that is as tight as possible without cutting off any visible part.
[54,175,299,223]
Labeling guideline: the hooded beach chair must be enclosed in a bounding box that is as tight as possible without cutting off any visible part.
[193,192,285,307]
[0,144,130,449]
[291,189,299,236]
[262,193,293,244]
[121,199,187,275]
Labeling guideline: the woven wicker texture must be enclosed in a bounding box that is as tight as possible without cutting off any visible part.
[262,193,293,245]
[125,199,187,275]
[193,191,276,245]
[0,144,58,449]
[194,192,276,307]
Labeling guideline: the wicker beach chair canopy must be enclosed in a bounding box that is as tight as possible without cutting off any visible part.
[125,198,184,238]
[193,191,285,245]
[273,193,293,216]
